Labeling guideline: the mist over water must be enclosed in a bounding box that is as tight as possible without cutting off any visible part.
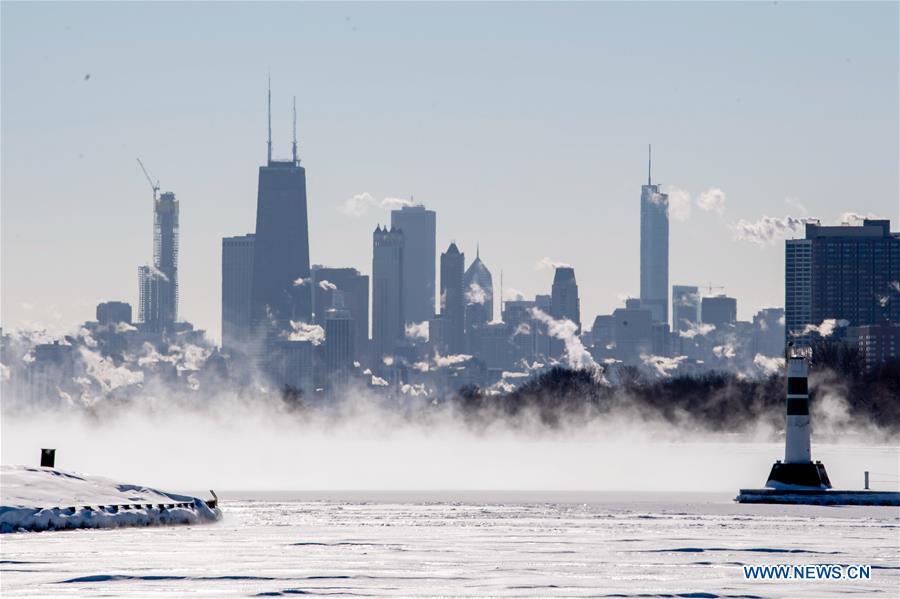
[3,391,897,494]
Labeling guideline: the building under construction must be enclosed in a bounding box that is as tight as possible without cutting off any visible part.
[137,162,179,333]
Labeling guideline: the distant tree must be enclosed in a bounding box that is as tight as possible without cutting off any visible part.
[809,337,864,380]
[281,385,305,412]
[446,356,900,436]
[455,384,483,411]
[614,364,644,389]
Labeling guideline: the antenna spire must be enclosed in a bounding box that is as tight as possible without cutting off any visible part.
[267,74,272,165]
[648,143,652,186]
[476,242,480,260]
[292,96,298,163]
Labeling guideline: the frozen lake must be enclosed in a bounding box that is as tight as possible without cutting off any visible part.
[2,492,898,598]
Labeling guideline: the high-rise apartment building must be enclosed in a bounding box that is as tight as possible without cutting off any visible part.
[785,239,813,345]
[786,219,900,346]
[847,323,900,371]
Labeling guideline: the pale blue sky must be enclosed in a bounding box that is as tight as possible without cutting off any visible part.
[2,1,898,341]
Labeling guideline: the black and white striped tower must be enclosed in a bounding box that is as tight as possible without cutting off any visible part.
[765,355,831,489]
[784,357,811,463]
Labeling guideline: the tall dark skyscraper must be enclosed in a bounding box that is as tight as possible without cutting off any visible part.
[640,146,669,325]
[138,188,179,333]
[786,219,900,345]
[222,233,255,353]
[391,205,436,325]
[372,225,405,360]
[440,242,465,354]
[250,87,311,346]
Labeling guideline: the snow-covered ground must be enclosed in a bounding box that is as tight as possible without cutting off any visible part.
[1,492,898,597]
[1,442,897,596]
[0,466,220,533]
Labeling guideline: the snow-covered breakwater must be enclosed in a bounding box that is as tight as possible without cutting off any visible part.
[0,466,221,533]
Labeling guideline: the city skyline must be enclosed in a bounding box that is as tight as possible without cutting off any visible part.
[3,4,899,596]
[2,2,898,341]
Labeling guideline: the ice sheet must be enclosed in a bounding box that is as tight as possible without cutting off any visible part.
[1,493,898,597]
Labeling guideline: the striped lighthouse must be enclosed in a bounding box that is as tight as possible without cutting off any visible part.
[784,357,811,463]
[737,350,900,505]
[765,354,831,489]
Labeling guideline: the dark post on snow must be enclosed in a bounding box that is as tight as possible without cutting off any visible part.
[40,448,56,468]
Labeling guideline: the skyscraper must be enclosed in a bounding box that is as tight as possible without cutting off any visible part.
[550,266,581,331]
[640,146,669,325]
[138,189,179,333]
[372,225,404,360]
[23,341,75,405]
[672,285,700,332]
[786,219,900,346]
[311,266,369,361]
[503,299,538,362]
[222,234,255,353]
[785,238,812,345]
[271,339,315,393]
[753,307,786,357]
[250,88,311,349]
[534,293,552,357]
[440,242,465,354]
[549,266,581,358]
[463,246,494,335]
[701,295,737,329]
[612,298,653,363]
[96,301,132,326]
[324,291,354,387]
[589,314,614,352]
[391,205,436,325]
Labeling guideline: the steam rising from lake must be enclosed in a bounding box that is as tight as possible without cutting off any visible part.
[2,394,897,494]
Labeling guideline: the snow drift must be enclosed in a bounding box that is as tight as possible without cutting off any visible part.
[0,465,220,533]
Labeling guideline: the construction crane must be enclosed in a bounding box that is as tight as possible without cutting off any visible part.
[136,158,160,202]
[704,283,725,296]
